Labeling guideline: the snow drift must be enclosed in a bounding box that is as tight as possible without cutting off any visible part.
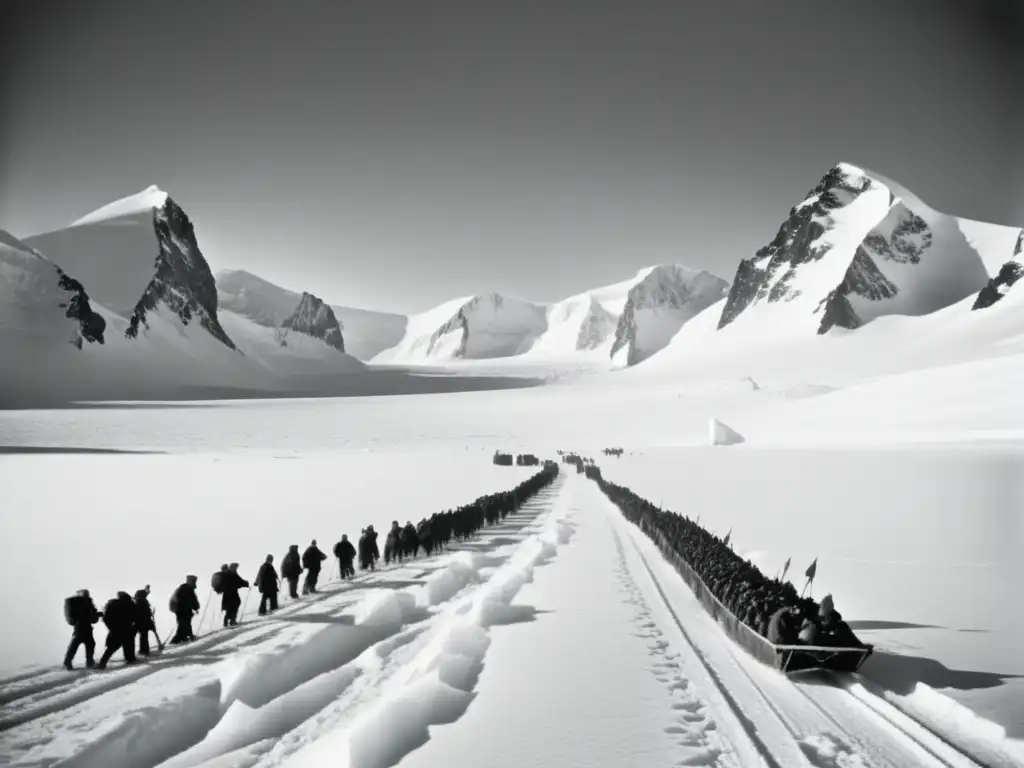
[717,162,991,335]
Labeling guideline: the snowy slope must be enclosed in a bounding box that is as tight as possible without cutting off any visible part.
[0,230,107,349]
[718,162,991,335]
[525,293,618,357]
[217,270,407,361]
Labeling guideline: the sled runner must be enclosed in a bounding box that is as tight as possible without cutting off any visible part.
[649,530,873,674]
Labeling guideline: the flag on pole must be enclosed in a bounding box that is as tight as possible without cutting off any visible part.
[805,557,817,582]
[781,557,791,581]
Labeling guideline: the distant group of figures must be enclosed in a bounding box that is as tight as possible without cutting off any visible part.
[62,464,560,672]
[594,476,864,650]
[601,447,624,457]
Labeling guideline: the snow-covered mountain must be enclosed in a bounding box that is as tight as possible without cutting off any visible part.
[374,265,728,367]
[717,162,991,335]
[609,265,729,366]
[375,293,549,362]
[0,189,372,404]
[216,269,406,360]
[25,186,235,349]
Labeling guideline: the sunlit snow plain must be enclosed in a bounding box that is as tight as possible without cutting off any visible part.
[1,330,1022,767]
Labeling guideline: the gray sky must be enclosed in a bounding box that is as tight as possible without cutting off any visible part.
[2,0,1021,314]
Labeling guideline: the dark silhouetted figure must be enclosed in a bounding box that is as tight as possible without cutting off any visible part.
[281,545,302,599]
[334,535,356,579]
[63,589,101,670]
[133,587,159,656]
[97,591,137,669]
[222,563,250,626]
[255,554,280,615]
[169,575,200,644]
[302,540,327,594]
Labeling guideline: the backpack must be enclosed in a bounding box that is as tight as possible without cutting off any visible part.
[169,588,181,614]
[63,595,79,626]
[212,571,225,594]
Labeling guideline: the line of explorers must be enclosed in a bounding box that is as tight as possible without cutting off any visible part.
[595,477,865,651]
[63,465,559,671]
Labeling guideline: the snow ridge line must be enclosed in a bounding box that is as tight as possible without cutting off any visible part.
[246,485,577,767]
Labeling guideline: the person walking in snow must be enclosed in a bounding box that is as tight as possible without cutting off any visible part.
[133,586,159,656]
[301,539,327,594]
[97,591,137,669]
[281,545,302,599]
[169,575,201,644]
[334,534,357,579]
[221,563,250,626]
[254,554,280,615]
[63,589,101,670]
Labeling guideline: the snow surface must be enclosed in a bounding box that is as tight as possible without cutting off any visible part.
[955,218,1023,276]
[1,471,1018,768]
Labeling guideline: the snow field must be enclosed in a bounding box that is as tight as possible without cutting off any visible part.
[0,475,566,767]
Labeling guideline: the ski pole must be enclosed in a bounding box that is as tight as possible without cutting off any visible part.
[150,609,165,651]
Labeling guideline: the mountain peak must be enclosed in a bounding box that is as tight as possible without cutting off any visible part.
[70,186,170,228]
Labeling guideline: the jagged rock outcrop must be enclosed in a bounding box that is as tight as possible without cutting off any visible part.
[972,230,1023,310]
[282,292,346,352]
[717,162,988,335]
[575,297,618,350]
[56,271,106,348]
[0,230,107,349]
[125,197,235,349]
[610,265,728,366]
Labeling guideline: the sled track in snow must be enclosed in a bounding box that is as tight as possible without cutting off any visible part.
[0,486,565,736]
[609,509,987,768]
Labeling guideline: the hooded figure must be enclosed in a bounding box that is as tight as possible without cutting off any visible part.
[281,545,302,599]
[334,535,356,579]
[63,588,101,670]
[301,540,327,595]
[359,527,379,571]
[222,563,250,626]
[254,554,280,615]
[97,591,137,669]
[169,575,200,644]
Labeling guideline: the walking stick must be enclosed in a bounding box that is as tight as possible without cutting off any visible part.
[150,609,165,651]
[240,586,252,624]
